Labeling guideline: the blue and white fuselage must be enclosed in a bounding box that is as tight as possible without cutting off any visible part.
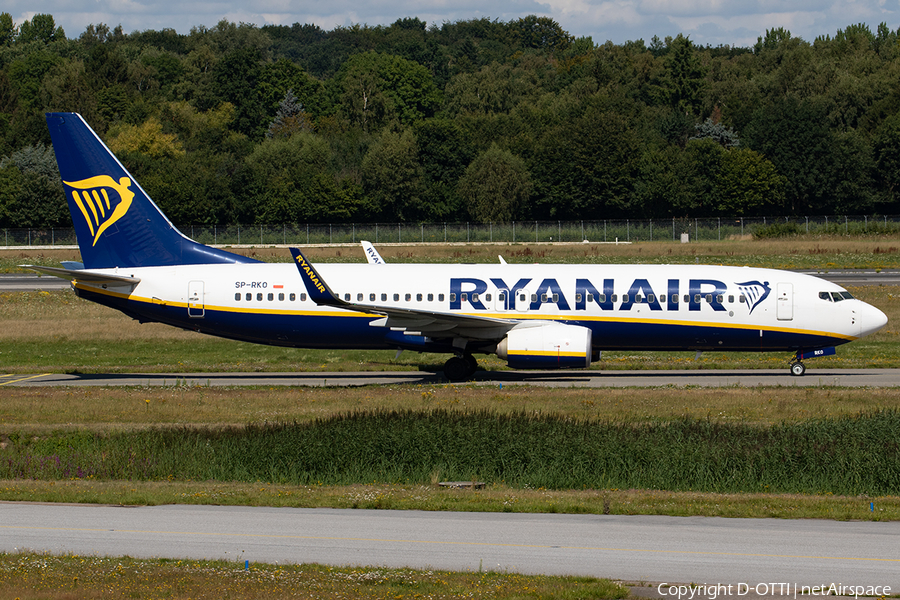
[32,112,888,380]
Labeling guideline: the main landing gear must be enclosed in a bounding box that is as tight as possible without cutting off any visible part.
[444,354,478,382]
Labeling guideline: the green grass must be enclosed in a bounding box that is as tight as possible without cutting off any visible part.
[0,552,629,599]
[4,409,899,495]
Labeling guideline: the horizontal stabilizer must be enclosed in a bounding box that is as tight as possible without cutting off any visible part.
[21,265,141,286]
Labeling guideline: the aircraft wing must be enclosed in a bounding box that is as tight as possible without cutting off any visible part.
[290,248,517,340]
[21,265,141,287]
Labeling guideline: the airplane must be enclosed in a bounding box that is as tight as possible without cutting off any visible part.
[27,112,888,381]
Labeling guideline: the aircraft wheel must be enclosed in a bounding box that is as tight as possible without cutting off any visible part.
[790,362,806,377]
[464,354,478,376]
[444,356,471,382]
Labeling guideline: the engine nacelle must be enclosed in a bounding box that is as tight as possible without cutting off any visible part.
[496,323,592,369]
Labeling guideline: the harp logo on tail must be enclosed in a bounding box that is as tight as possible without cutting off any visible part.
[64,175,135,246]
[736,280,771,314]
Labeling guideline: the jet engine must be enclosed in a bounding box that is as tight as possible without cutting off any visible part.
[495,322,592,369]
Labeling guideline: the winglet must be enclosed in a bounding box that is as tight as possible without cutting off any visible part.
[361,241,386,264]
[289,248,344,307]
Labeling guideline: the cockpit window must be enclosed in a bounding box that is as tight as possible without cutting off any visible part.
[840,291,854,300]
[819,292,832,301]
[831,292,844,302]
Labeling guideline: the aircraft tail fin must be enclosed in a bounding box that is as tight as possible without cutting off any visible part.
[45,112,260,269]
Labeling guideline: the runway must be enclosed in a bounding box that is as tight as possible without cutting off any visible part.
[1,503,897,588]
[3,368,900,387]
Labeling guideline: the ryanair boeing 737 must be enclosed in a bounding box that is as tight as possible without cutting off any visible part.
[28,112,888,380]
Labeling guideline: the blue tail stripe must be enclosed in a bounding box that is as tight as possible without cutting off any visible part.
[46,112,261,269]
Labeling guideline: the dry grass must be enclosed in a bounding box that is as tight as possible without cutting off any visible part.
[5,237,900,269]
[0,552,629,599]
[3,385,900,432]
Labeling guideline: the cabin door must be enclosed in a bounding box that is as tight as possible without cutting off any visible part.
[776,282,793,321]
[188,280,205,318]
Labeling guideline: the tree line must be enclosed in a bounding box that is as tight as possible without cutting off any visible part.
[1,13,900,228]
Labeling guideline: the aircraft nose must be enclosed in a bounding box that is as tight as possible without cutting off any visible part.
[858,301,888,338]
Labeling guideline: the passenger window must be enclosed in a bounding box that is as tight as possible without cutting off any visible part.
[685,294,690,303]
[405,293,411,301]
[531,294,537,302]
[417,293,422,301]
[370,293,376,302]
[728,295,734,303]
[300,293,307,301]
[358,293,363,301]
[648,294,655,303]
[450,293,457,302]
[381,293,387,301]
[612,294,618,302]
[439,294,445,302]
[622,294,629,303]
[461,293,468,302]
[393,293,399,301]
[268,293,274,301]
[694,294,701,303]
[485,294,491,302]
[739,294,746,303]
[235,293,241,301]
[671,295,678,304]
[541,294,547,303]
[498,292,506,302]
[344,293,350,301]
[246,293,252,301]
[279,293,285,301]
[290,293,296,301]
[257,293,263,301]
[472,293,478,302]
[520,294,527,302]
[428,293,434,301]
[716,295,724,303]
[635,295,642,303]
[552,293,559,303]
[575,294,583,303]
[705,294,713,303]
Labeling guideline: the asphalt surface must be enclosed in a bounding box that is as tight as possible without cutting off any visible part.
[2,503,898,590]
[3,368,900,387]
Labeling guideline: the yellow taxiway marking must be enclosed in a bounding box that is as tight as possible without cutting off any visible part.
[0,374,51,386]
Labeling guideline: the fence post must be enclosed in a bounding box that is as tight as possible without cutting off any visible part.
[260,225,263,245]
[353,224,356,243]
[331,224,334,244]
[717,217,720,241]
[558,220,561,242]
[845,216,848,234]
[581,220,584,241]
[376,223,378,243]
[535,221,538,242]
[306,224,309,244]
[467,222,470,243]
[421,223,424,242]
[649,219,652,242]
[513,221,515,242]
[626,219,629,242]
[238,225,241,245]
[490,222,493,243]
[604,220,607,242]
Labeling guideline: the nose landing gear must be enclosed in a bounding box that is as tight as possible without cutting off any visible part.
[790,347,836,376]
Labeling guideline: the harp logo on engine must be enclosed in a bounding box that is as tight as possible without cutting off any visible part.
[64,175,135,246]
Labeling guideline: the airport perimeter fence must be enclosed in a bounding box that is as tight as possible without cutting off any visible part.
[4,215,900,247]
